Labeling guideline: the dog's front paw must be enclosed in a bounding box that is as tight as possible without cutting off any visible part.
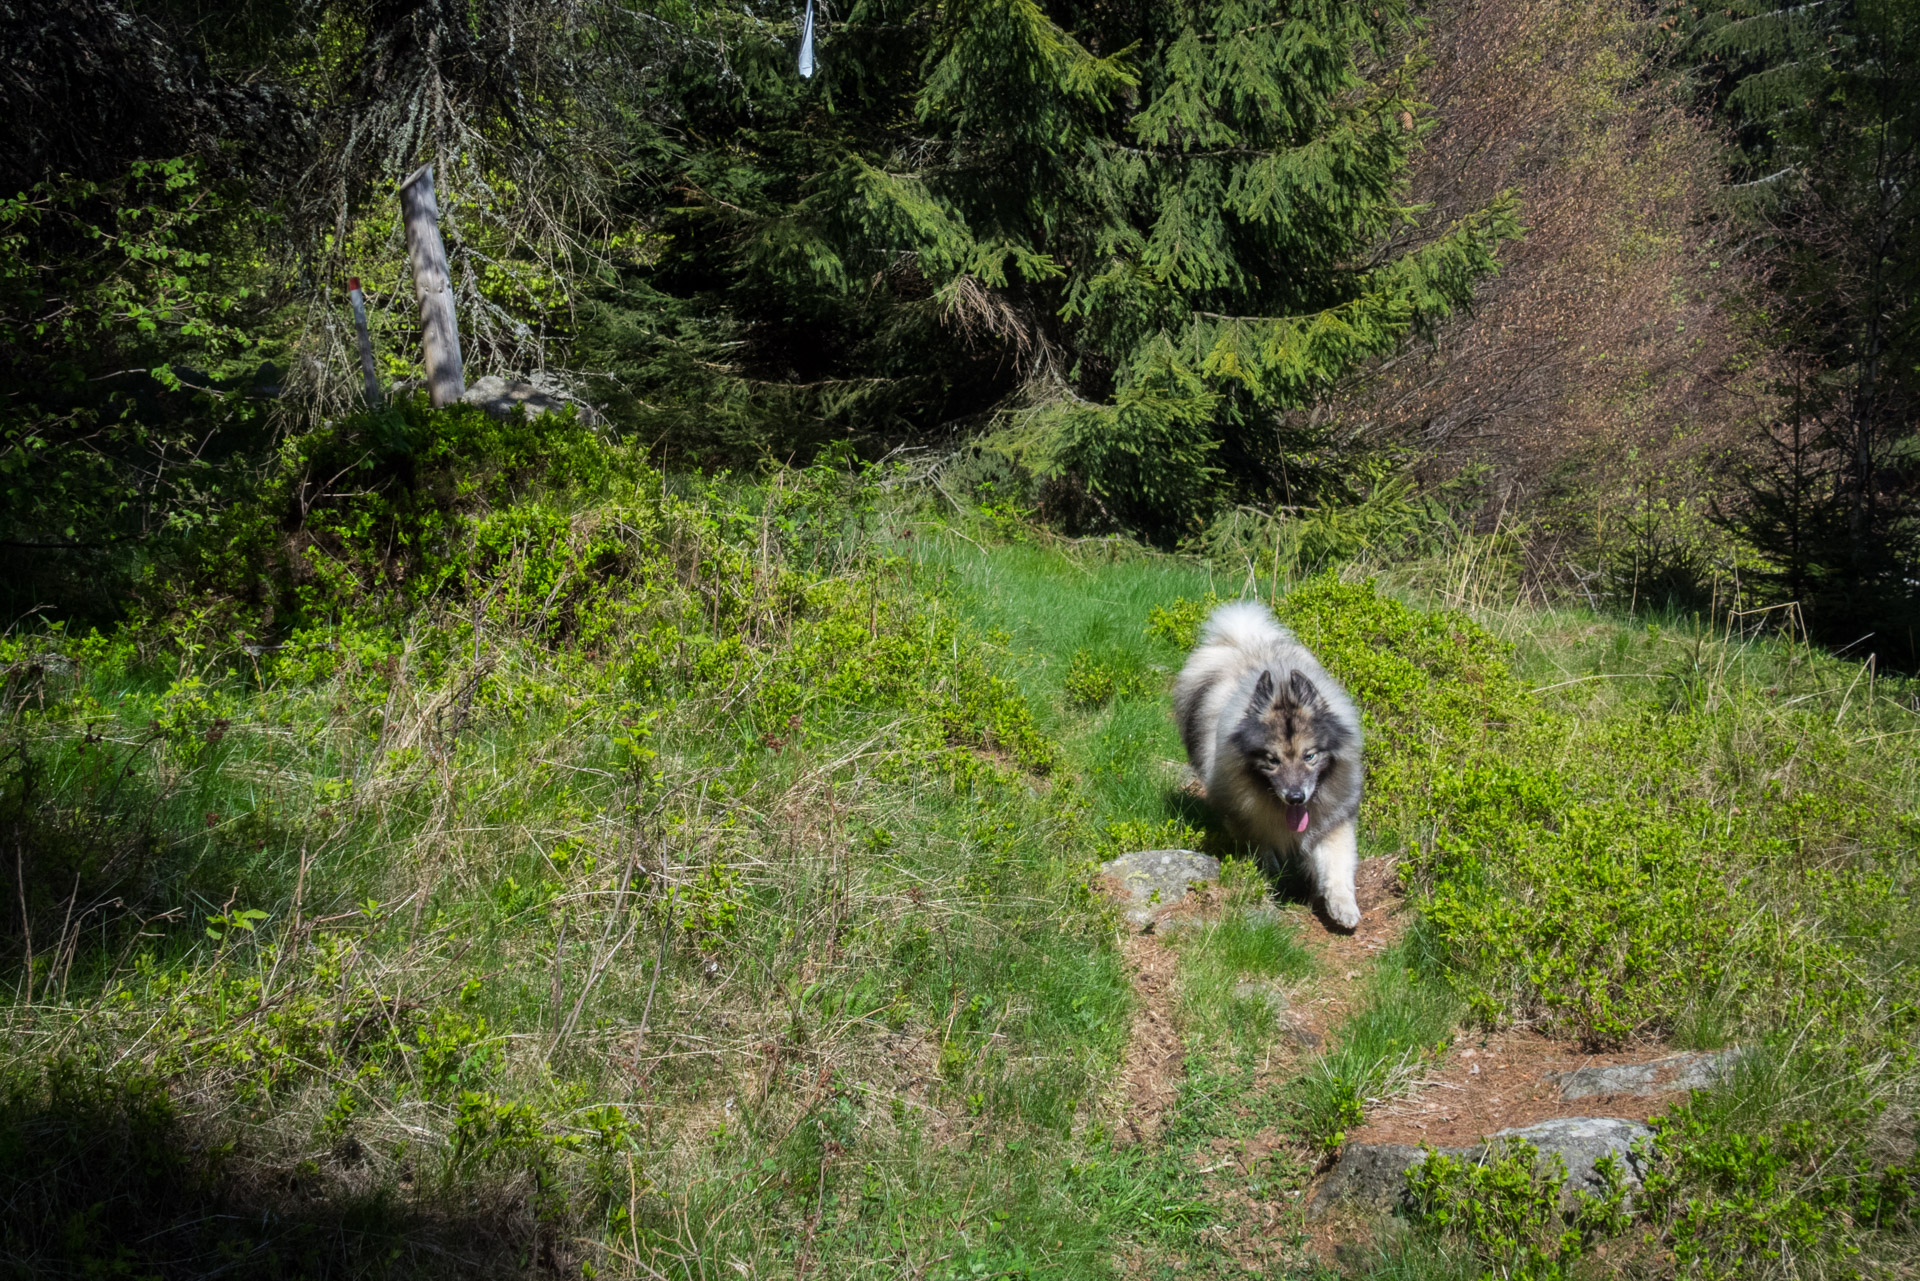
[1323,893,1361,931]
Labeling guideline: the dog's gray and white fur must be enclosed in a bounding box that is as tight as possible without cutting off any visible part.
[1172,601,1365,929]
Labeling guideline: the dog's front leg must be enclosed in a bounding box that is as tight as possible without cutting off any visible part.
[1310,820,1360,930]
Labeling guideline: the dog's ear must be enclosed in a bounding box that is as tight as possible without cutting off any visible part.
[1247,669,1274,712]
[1288,671,1320,706]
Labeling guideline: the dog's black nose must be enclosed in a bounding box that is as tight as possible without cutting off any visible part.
[1283,787,1307,804]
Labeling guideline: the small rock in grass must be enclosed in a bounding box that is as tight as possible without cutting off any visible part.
[1098,849,1220,929]
[1548,1049,1745,1100]
[1231,979,1290,1014]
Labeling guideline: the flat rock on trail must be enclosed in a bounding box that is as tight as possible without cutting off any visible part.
[1099,849,1221,929]
[1550,1049,1744,1099]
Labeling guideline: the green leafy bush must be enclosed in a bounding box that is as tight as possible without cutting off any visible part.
[1062,648,1157,707]
[1405,1138,1632,1281]
[1,160,275,619]
[1142,592,1222,649]
[1641,1083,1920,1277]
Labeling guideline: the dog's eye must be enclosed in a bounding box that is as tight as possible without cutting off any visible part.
[1303,749,1320,762]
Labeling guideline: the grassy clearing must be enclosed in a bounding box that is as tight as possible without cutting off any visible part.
[0,415,1142,1277]
[0,416,1915,1277]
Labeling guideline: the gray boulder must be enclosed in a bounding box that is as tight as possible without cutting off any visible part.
[1548,1049,1743,1100]
[459,374,599,423]
[1309,1143,1432,1213]
[1098,849,1219,929]
[1310,1117,1655,1215]
[1488,1117,1656,1202]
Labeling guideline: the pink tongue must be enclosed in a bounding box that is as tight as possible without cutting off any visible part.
[1288,804,1311,833]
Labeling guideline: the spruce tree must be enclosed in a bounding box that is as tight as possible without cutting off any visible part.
[1684,0,1920,661]
[596,0,1519,538]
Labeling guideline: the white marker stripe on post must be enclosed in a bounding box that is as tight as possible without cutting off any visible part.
[346,277,384,407]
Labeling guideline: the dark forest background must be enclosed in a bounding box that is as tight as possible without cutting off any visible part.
[3,0,1916,663]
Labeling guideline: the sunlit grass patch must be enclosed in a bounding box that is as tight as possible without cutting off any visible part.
[1289,938,1461,1154]
[1168,860,1315,1055]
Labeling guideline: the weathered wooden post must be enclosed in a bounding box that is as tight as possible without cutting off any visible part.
[345,277,384,407]
[397,164,465,407]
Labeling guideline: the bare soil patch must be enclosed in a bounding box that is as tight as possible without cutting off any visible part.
[1115,930,1184,1143]
[1289,857,1408,1041]
[1347,1032,1697,1146]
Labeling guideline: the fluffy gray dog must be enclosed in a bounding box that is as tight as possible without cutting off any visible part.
[1171,601,1365,929]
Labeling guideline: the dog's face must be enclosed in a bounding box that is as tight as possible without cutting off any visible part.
[1228,670,1344,825]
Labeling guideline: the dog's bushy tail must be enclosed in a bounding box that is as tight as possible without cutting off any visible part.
[1199,600,1283,652]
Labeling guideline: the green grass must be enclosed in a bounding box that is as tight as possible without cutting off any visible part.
[0,440,1142,1276]
[0,423,1915,1278]
[926,536,1218,847]
[1290,938,1462,1154]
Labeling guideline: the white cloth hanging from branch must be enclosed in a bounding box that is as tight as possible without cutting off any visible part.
[798,0,816,77]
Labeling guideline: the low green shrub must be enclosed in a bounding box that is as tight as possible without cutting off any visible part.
[1640,1062,1920,1277]
[1403,1137,1633,1281]
[1062,647,1158,707]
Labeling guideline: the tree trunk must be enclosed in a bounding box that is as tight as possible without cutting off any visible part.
[397,164,465,408]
